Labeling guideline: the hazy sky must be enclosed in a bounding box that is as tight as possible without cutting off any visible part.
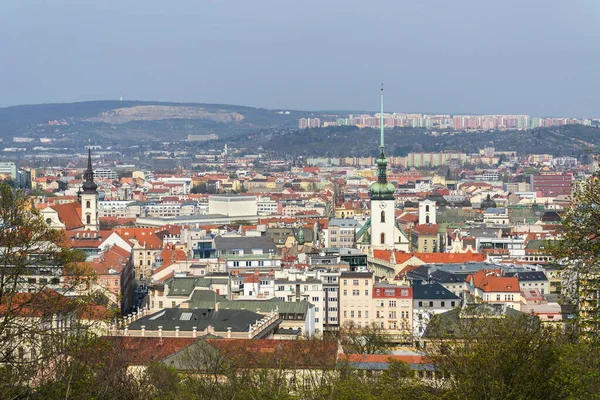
[1,0,599,116]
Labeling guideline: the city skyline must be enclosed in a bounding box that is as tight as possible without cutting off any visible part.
[1,1,599,117]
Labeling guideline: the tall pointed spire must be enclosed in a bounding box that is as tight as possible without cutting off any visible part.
[82,144,98,194]
[369,85,395,201]
[380,83,385,151]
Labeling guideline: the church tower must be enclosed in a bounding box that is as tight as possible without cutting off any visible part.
[418,199,437,225]
[81,148,99,231]
[369,86,396,248]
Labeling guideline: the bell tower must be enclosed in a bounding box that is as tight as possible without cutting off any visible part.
[81,147,99,231]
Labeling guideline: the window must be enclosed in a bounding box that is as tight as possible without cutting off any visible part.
[441,301,445,307]
[233,261,239,267]
[315,318,319,323]
[343,290,347,296]
[425,204,430,212]
[425,215,430,224]
[86,200,90,208]
[365,280,369,286]
[245,261,251,267]
[451,301,456,307]
[158,301,163,308]
[496,294,501,301]
[343,280,347,286]
[358,311,362,318]
[353,280,359,286]
[86,215,91,224]
[380,233,385,244]
[312,296,319,302]
[352,290,359,296]
[259,261,264,266]
[429,301,434,307]
[365,290,369,296]
[171,301,176,308]
[147,260,151,266]
[401,289,409,297]
[365,311,369,318]
[389,300,396,307]
[380,210,385,223]
[418,301,423,307]
[350,311,354,318]
[114,280,119,286]
[389,311,397,319]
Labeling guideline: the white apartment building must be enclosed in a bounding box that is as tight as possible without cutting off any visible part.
[257,196,278,216]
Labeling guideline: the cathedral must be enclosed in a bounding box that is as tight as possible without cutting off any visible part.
[356,88,409,252]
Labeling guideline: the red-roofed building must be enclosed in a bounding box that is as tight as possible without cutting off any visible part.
[466,269,521,310]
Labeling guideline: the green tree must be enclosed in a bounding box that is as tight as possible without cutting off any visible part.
[338,321,392,354]
[549,176,600,335]
[0,184,99,397]
[425,310,600,400]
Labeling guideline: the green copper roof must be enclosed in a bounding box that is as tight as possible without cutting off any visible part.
[370,181,395,200]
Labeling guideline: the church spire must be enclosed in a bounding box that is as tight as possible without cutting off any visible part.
[380,83,385,152]
[369,85,395,201]
[82,146,98,194]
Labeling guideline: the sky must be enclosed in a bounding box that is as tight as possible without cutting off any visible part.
[1,0,599,117]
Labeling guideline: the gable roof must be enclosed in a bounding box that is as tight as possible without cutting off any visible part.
[467,270,520,293]
[50,201,83,230]
[412,283,460,300]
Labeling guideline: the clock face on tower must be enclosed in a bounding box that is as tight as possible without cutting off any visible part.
[379,202,387,209]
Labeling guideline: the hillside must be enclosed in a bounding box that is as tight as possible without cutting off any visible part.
[0,100,312,142]
[220,125,600,158]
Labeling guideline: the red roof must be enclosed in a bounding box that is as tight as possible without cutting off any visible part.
[372,250,415,264]
[50,202,83,230]
[207,339,338,369]
[102,337,199,365]
[467,269,520,293]
[412,224,439,235]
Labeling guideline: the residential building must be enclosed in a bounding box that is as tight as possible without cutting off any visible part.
[412,283,460,338]
[339,271,374,328]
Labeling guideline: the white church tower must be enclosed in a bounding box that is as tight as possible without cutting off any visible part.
[369,86,396,248]
[418,199,437,225]
[81,148,99,231]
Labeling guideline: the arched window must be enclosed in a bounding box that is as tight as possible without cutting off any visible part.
[380,233,385,244]
[380,210,385,223]
[425,205,430,212]
[86,200,91,209]
[426,215,430,224]
[86,215,91,224]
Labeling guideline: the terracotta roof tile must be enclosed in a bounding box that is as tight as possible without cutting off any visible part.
[50,201,83,230]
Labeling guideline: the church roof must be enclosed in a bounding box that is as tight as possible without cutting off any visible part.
[50,201,83,230]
